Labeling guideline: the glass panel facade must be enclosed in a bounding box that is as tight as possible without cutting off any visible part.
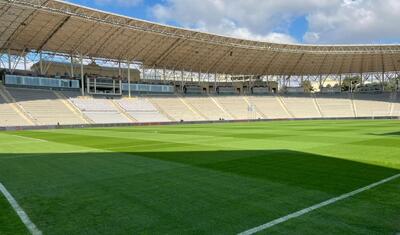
[122,83,174,93]
[4,75,171,93]
[5,75,79,89]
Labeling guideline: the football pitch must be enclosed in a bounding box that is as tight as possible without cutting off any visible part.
[0,120,400,235]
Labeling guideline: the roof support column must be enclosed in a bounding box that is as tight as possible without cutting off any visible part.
[206,73,210,94]
[163,68,166,83]
[39,52,43,75]
[181,69,184,92]
[23,54,27,71]
[215,73,217,93]
[70,55,74,78]
[142,65,145,80]
[300,75,304,85]
[127,62,131,98]
[0,54,5,69]
[319,75,323,89]
[198,71,201,83]
[7,50,11,71]
[278,76,282,91]
[8,50,23,74]
[350,75,354,93]
[381,53,385,92]
[80,54,84,96]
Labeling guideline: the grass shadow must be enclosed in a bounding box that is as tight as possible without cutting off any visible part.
[0,149,397,195]
[0,150,399,234]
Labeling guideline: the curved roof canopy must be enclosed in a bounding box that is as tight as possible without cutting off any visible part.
[1,0,400,76]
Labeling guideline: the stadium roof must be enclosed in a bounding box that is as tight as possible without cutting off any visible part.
[1,0,400,76]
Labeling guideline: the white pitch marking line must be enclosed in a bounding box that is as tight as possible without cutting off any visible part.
[0,182,42,235]
[0,142,41,146]
[6,134,48,143]
[238,173,400,235]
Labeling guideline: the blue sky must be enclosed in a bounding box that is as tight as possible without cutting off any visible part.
[68,0,155,21]
[65,0,399,44]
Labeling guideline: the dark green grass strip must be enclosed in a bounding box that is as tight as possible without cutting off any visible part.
[135,150,398,195]
[0,150,398,234]
[0,192,29,235]
[265,178,400,235]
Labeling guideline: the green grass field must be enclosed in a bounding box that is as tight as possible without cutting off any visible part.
[0,120,400,235]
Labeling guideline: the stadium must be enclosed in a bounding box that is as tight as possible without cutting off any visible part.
[0,0,399,234]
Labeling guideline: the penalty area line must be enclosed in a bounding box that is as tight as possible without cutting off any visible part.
[238,173,400,235]
[0,182,42,235]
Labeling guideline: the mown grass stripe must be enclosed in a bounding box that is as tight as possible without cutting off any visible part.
[0,182,42,235]
[238,173,400,235]
[6,134,48,143]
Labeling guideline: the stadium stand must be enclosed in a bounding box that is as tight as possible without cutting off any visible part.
[109,100,137,122]
[6,87,84,125]
[59,90,83,99]
[116,98,170,123]
[178,96,208,120]
[247,95,291,119]
[392,93,400,117]
[1,86,400,127]
[315,93,355,118]
[70,97,131,124]
[215,96,263,120]
[184,96,232,120]
[0,90,31,126]
[149,95,204,121]
[54,91,92,124]
[352,93,392,117]
[280,94,321,118]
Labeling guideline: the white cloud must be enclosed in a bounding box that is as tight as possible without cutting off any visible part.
[14,61,34,71]
[303,32,320,44]
[151,0,400,44]
[94,0,142,7]
[193,18,297,43]
[151,0,336,43]
[305,0,400,44]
